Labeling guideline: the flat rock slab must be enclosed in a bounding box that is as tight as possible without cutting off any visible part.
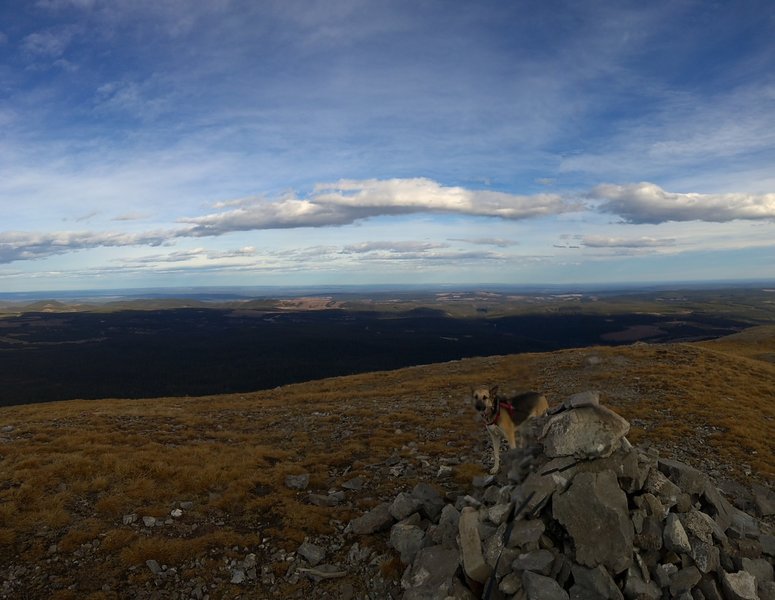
[401,545,461,598]
[542,406,630,459]
[458,506,490,584]
[349,502,394,535]
[553,470,634,574]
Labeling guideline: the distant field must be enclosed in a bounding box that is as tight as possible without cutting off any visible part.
[1,287,771,406]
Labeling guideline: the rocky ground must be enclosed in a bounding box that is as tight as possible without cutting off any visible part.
[1,334,773,599]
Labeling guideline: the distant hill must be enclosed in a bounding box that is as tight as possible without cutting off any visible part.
[0,301,763,406]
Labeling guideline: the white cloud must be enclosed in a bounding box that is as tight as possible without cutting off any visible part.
[451,237,519,248]
[183,178,579,235]
[592,182,775,224]
[341,241,448,254]
[0,230,174,263]
[21,27,75,58]
[580,235,676,248]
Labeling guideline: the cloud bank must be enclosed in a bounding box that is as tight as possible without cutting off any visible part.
[1,179,774,265]
[592,182,775,224]
[182,178,577,235]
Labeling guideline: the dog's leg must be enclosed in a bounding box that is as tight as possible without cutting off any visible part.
[505,421,517,450]
[487,426,501,474]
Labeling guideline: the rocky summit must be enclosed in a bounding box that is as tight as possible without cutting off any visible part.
[350,392,774,599]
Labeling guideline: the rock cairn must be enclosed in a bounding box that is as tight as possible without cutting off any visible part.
[348,391,775,600]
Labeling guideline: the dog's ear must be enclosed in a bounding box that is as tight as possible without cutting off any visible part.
[490,385,499,397]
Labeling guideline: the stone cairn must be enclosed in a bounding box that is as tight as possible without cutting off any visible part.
[348,392,775,600]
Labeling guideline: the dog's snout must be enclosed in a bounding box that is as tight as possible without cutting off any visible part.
[474,400,485,411]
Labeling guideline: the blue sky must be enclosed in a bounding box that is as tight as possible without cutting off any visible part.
[1,0,774,291]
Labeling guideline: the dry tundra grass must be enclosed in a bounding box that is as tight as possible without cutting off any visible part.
[0,326,773,598]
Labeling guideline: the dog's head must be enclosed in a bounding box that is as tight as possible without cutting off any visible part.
[471,385,499,419]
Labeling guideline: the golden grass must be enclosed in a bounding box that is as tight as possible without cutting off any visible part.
[0,327,773,596]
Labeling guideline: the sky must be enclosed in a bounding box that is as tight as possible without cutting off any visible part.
[1,0,774,292]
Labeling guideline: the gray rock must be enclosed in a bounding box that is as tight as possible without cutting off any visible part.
[412,482,445,520]
[488,503,512,525]
[564,391,600,409]
[458,506,490,584]
[284,473,310,490]
[308,492,343,507]
[664,513,692,554]
[624,565,661,600]
[401,545,460,598]
[760,582,775,600]
[658,459,708,496]
[697,574,724,600]
[728,505,761,539]
[702,483,734,531]
[670,565,702,596]
[542,405,630,460]
[500,572,522,595]
[762,534,775,558]
[430,504,460,548]
[390,492,423,521]
[473,474,496,488]
[512,470,561,514]
[435,465,453,479]
[142,516,156,527]
[690,538,720,574]
[508,519,545,550]
[122,514,137,525]
[349,502,394,535]
[522,571,569,600]
[742,557,774,584]
[752,483,775,517]
[390,522,426,564]
[571,564,624,600]
[721,570,759,600]
[553,470,634,574]
[341,476,364,490]
[146,559,162,576]
[643,468,681,509]
[297,541,325,567]
[653,563,677,589]
[512,550,555,576]
[230,569,246,584]
[680,510,714,544]
[635,515,663,551]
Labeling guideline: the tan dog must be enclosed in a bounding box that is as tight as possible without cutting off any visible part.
[471,385,548,474]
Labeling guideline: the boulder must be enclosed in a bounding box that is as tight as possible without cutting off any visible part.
[458,506,490,584]
[541,405,630,460]
[623,564,661,600]
[390,492,422,521]
[297,541,325,567]
[664,513,692,554]
[508,518,545,550]
[349,502,393,535]
[721,570,759,600]
[658,458,708,496]
[553,470,634,574]
[523,571,569,600]
[429,503,460,548]
[512,550,555,576]
[411,482,445,520]
[401,545,461,599]
[389,522,425,564]
[570,564,623,600]
[752,483,775,517]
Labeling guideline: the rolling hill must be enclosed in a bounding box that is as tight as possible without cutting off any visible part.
[0,327,773,598]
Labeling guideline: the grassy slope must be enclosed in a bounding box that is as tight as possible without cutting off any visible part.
[0,326,773,598]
